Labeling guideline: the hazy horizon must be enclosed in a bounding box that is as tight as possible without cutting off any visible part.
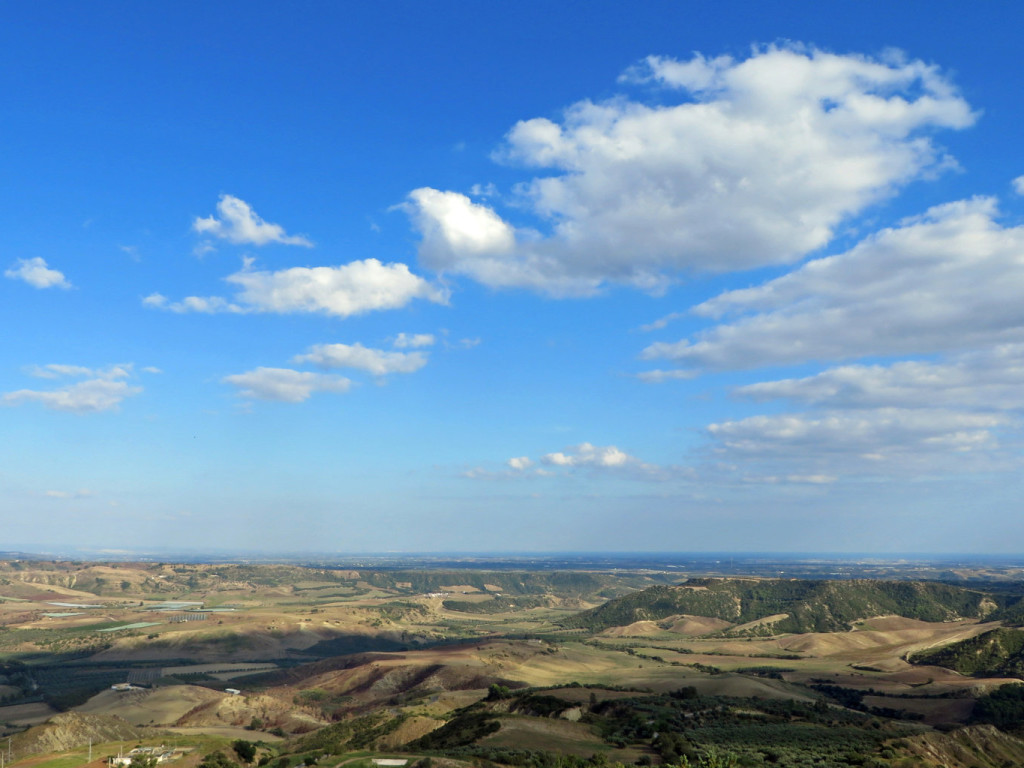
[4,548,1021,566]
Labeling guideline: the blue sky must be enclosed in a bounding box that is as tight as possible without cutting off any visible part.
[3,2,1024,555]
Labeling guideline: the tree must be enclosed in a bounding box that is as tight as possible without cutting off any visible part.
[667,750,739,768]
[200,751,236,768]
[233,740,257,764]
[486,684,511,700]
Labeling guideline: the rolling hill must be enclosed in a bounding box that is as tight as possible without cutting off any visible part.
[561,578,999,635]
[909,627,1024,678]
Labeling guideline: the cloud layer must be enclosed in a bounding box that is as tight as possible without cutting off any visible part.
[642,198,1024,371]
[734,345,1024,411]
[632,194,1024,484]
[706,408,1011,480]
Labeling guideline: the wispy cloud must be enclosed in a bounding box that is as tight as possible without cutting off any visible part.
[3,364,144,413]
[294,343,428,376]
[44,489,94,500]
[393,333,436,349]
[734,345,1024,411]
[223,367,352,402]
[639,312,686,332]
[636,369,695,383]
[143,293,245,314]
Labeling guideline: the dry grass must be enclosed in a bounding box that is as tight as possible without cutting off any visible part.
[76,686,223,726]
[686,674,818,701]
[479,717,607,756]
[539,688,654,704]
[777,618,998,660]
[600,621,663,637]
[164,725,281,740]
[664,615,734,635]
[376,716,443,749]
[862,694,975,725]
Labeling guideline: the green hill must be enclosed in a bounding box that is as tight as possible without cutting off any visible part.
[561,578,996,635]
[909,627,1024,678]
[360,569,672,599]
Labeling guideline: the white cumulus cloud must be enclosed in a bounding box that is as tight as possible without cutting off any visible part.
[507,456,533,470]
[405,45,974,294]
[228,260,446,316]
[400,188,589,293]
[146,258,446,318]
[223,367,352,403]
[5,257,71,289]
[543,443,633,468]
[493,442,681,481]
[294,343,428,376]
[193,195,312,246]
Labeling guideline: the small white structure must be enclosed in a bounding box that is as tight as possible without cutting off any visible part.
[225,687,241,695]
[371,761,408,767]
[110,746,177,766]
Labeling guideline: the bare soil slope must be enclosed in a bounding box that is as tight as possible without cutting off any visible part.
[897,724,1024,767]
[13,712,157,757]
